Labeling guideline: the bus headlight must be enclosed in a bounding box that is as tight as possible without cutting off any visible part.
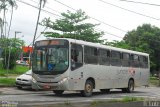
[59,77,68,84]
[32,77,37,83]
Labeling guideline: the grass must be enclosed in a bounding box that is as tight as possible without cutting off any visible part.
[64,100,71,106]
[0,64,29,76]
[91,100,105,106]
[0,61,29,86]
[121,96,144,102]
[90,97,144,107]
[0,78,16,86]
[150,76,160,86]
[108,96,144,103]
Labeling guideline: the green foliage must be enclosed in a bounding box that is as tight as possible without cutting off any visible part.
[150,76,159,86]
[0,65,29,76]
[105,40,130,49]
[124,24,160,72]
[106,24,160,72]
[0,38,24,48]
[90,101,104,106]
[0,38,24,69]
[40,9,104,43]
[2,48,17,69]
[121,96,143,102]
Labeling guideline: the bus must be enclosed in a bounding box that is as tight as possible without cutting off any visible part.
[31,38,150,97]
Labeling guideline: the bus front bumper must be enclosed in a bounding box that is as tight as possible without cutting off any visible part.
[31,77,69,90]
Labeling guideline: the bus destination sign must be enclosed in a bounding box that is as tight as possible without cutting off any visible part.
[36,40,66,47]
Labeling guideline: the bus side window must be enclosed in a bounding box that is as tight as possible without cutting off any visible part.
[130,54,139,68]
[143,56,148,68]
[139,56,144,68]
[122,53,130,67]
[98,49,110,65]
[110,50,121,66]
[71,44,83,71]
[84,46,98,64]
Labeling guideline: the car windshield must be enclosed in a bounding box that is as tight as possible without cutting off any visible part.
[32,45,69,75]
[25,70,32,75]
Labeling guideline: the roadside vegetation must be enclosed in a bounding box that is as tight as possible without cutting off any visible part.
[0,78,15,87]
[0,64,29,77]
[0,62,28,86]
[150,76,160,86]
[110,96,144,103]
[0,55,29,86]
[46,97,144,107]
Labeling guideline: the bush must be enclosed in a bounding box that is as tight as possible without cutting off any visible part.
[2,48,20,69]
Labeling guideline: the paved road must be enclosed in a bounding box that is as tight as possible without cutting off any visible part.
[0,86,160,106]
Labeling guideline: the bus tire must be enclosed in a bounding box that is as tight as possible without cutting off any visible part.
[126,79,134,93]
[100,89,110,93]
[53,90,64,95]
[81,80,93,97]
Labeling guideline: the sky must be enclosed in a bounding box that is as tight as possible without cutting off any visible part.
[3,0,160,45]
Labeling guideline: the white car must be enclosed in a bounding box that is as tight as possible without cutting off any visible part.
[15,70,32,89]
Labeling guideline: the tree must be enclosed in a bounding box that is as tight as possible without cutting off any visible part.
[0,0,17,38]
[108,24,160,74]
[40,10,104,43]
[2,48,18,69]
[104,40,130,49]
[0,38,24,69]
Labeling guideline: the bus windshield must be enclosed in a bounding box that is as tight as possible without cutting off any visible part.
[32,45,69,75]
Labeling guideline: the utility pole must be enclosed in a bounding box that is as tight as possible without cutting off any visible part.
[32,0,43,47]
[14,31,21,47]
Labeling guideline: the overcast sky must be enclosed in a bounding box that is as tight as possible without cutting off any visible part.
[4,0,160,45]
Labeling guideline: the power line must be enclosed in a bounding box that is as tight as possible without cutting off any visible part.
[98,0,160,21]
[53,0,127,33]
[95,28,123,39]
[28,27,47,46]
[18,0,124,40]
[119,0,160,7]
[54,0,77,11]
[16,0,61,45]
[29,0,62,14]
[17,0,61,17]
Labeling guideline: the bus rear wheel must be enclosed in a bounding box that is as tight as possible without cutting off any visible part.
[126,79,134,93]
[121,79,134,93]
[53,90,64,95]
[81,80,93,97]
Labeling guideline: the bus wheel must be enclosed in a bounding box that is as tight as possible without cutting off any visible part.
[81,80,93,97]
[127,79,134,93]
[100,89,110,93]
[53,90,64,95]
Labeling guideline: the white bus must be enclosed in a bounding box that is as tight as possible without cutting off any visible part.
[32,38,150,97]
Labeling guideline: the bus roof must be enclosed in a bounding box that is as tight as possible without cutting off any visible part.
[37,38,149,56]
